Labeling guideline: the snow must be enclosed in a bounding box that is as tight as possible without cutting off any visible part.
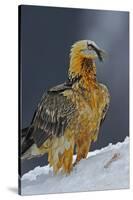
[21,137,129,195]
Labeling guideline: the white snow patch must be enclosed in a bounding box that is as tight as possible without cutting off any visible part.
[21,137,129,195]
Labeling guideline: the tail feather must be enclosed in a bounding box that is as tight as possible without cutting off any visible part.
[21,126,50,160]
[21,127,29,138]
[21,126,47,160]
[21,143,42,160]
[21,126,34,156]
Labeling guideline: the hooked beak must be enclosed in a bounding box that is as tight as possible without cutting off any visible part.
[87,41,107,62]
[94,48,106,62]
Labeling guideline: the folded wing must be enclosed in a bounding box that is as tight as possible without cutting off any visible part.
[21,83,76,154]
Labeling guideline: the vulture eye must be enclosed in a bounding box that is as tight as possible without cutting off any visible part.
[87,44,93,50]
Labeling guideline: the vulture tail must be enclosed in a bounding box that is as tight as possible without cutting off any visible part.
[21,126,48,160]
[21,126,36,160]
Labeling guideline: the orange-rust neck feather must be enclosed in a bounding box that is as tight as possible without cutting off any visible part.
[69,52,97,90]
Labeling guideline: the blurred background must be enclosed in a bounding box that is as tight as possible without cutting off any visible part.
[20,5,129,175]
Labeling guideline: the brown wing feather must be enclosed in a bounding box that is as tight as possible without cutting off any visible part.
[31,84,76,148]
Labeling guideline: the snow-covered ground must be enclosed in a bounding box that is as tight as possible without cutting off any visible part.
[21,137,129,195]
